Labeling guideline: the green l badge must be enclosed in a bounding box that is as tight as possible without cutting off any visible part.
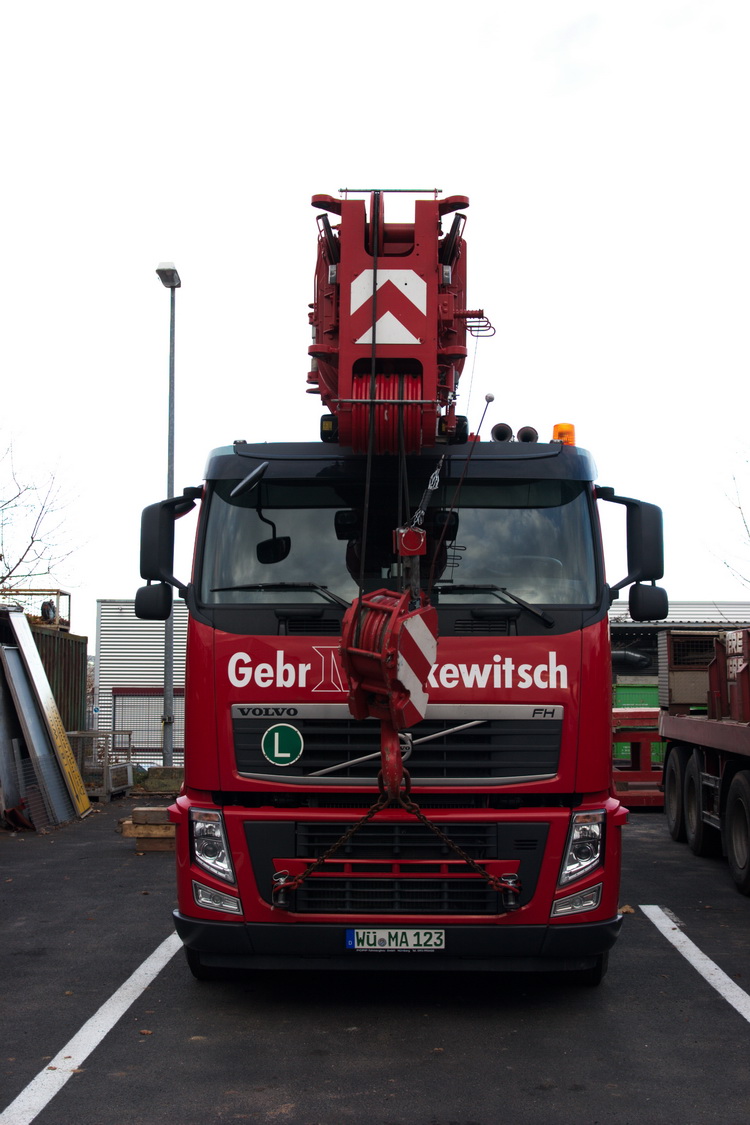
[261,723,304,766]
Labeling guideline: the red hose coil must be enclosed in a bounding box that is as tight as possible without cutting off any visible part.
[350,374,422,453]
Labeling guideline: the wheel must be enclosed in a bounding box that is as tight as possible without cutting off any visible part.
[185,947,227,981]
[664,746,690,842]
[570,952,608,987]
[684,754,721,857]
[726,771,750,894]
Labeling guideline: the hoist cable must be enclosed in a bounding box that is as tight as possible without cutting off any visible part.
[426,394,494,598]
[464,330,480,420]
[397,373,409,593]
[354,191,381,645]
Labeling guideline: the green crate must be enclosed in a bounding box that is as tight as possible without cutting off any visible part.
[613,683,662,762]
[613,683,659,708]
[613,740,665,764]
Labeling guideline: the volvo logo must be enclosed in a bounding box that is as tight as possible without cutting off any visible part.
[235,706,299,718]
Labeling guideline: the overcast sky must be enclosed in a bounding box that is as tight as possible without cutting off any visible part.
[1,0,749,643]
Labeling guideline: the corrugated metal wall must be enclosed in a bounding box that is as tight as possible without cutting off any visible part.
[30,625,88,731]
[95,599,187,736]
[0,612,88,733]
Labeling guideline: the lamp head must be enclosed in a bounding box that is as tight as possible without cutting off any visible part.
[156,262,181,289]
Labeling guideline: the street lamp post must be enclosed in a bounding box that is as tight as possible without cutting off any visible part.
[156,262,181,768]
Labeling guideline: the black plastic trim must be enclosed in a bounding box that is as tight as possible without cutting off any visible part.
[173,911,622,972]
[205,441,597,482]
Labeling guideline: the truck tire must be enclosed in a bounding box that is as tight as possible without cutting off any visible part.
[684,754,721,857]
[664,745,690,841]
[185,948,227,981]
[572,952,608,987]
[726,772,750,894]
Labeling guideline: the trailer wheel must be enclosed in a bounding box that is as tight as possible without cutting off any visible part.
[684,754,721,857]
[664,746,690,841]
[726,772,750,894]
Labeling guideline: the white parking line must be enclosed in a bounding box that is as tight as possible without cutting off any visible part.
[0,932,182,1125]
[640,904,750,1023]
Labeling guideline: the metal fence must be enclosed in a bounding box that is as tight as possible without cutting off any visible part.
[66,731,136,798]
[111,687,185,767]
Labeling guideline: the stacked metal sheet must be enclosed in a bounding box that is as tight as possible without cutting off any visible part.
[0,607,89,826]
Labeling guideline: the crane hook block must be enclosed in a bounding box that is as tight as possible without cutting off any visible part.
[340,589,438,730]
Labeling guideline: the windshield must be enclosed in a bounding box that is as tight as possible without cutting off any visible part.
[199,475,597,608]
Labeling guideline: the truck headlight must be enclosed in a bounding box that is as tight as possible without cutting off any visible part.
[558,810,604,886]
[190,809,236,884]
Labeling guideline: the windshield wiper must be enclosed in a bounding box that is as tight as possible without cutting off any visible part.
[433,584,554,627]
[210,582,350,608]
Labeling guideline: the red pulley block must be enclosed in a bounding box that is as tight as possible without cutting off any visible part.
[340,589,438,796]
[340,588,437,729]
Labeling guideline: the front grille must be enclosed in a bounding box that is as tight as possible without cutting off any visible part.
[224,792,541,810]
[297,821,498,858]
[295,877,498,914]
[234,710,561,783]
[244,819,549,915]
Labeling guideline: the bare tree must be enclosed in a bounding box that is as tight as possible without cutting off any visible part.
[724,473,750,589]
[0,446,70,591]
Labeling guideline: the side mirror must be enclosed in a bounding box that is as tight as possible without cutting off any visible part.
[335,510,361,540]
[629,582,669,622]
[625,502,664,582]
[140,502,177,583]
[257,536,291,564]
[597,490,665,594]
[135,582,173,621]
[139,488,200,592]
[430,509,459,539]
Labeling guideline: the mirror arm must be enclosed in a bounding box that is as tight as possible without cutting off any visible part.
[609,573,637,597]
[162,489,200,593]
[173,485,203,516]
[609,575,656,598]
[141,486,201,594]
[598,487,638,597]
[596,486,665,593]
[594,486,637,507]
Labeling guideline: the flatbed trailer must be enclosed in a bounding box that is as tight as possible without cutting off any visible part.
[661,628,750,893]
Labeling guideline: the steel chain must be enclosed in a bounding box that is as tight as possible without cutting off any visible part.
[273,788,390,902]
[410,455,445,528]
[274,770,521,911]
[396,791,517,896]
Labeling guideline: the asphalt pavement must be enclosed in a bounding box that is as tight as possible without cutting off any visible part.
[1,795,178,1106]
[4,800,750,1125]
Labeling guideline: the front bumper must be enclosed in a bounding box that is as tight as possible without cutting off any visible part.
[173,910,622,972]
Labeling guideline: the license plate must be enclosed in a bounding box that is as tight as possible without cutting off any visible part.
[345,928,445,951]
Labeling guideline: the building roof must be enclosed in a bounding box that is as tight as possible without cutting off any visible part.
[609,601,750,627]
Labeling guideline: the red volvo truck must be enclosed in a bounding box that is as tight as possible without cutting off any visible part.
[136,190,667,982]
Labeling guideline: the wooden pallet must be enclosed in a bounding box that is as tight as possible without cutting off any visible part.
[121,806,175,851]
